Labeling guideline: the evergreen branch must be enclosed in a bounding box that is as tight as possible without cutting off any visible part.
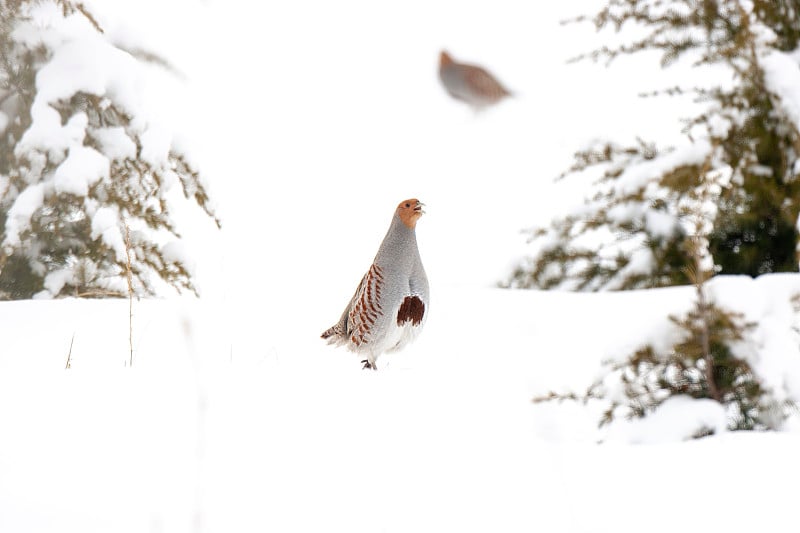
[74,2,103,34]
[74,289,127,298]
[117,45,184,78]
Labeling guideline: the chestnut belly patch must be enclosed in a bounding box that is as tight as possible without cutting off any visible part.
[397,296,425,326]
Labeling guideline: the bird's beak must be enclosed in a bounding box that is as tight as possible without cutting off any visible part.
[414,201,425,214]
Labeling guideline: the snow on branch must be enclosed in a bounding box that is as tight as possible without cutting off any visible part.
[0,1,219,299]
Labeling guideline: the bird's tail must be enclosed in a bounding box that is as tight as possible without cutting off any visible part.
[321,325,344,344]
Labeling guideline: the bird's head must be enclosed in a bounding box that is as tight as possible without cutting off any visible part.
[397,199,425,229]
[439,50,453,67]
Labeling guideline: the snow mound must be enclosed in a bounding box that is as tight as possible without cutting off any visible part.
[606,395,728,444]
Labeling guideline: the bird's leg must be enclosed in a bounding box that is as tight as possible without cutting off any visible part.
[361,358,377,371]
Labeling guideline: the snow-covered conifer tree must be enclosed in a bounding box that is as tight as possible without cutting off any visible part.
[509,0,800,291]
[534,153,794,433]
[0,0,219,299]
[522,0,800,433]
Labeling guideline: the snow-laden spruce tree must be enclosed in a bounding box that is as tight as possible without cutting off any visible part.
[518,0,800,433]
[0,0,219,299]
[534,151,794,433]
[508,0,800,291]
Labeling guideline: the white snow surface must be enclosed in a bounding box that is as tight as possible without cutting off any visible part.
[53,144,109,196]
[3,1,800,532]
[90,205,126,261]
[91,126,138,161]
[2,182,44,249]
[605,395,729,444]
[763,50,800,129]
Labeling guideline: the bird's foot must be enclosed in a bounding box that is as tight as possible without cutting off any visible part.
[361,359,377,371]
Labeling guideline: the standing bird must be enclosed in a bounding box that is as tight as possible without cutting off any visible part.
[322,199,429,370]
[438,50,511,111]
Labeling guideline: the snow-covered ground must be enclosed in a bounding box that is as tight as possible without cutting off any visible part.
[2,1,800,532]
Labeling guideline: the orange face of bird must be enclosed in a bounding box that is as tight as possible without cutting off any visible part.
[439,51,453,67]
[397,199,425,229]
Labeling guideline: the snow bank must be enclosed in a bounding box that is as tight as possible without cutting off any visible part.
[1,277,799,532]
[606,395,728,443]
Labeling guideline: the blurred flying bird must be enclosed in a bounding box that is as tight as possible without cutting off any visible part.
[438,50,511,111]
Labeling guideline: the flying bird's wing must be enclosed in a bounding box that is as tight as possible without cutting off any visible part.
[465,66,509,99]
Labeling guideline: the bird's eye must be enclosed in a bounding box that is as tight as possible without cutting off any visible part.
[405,203,410,208]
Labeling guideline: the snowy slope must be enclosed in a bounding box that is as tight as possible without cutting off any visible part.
[3,1,800,532]
[2,276,800,532]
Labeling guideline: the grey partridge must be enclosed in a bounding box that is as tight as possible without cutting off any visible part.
[438,50,511,111]
[322,199,429,370]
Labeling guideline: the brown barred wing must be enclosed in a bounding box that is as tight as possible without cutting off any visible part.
[464,66,510,102]
[345,263,385,348]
